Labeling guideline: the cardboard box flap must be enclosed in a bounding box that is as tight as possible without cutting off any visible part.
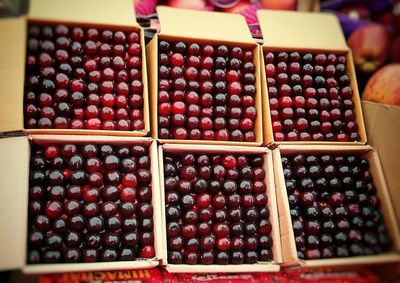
[0,17,25,133]
[257,10,348,52]
[0,137,29,270]
[29,0,138,27]
[362,101,400,225]
[157,6,254,44]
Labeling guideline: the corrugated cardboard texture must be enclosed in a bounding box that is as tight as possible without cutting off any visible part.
[363,101,400,227]
[274,145,400,267]
[29,0,137,26]
[0,17,26,132]
[257,10,348,52]
[157,6,253,45]
[159,144,281,272]
[0,137,29,270]
[24,261,158,274]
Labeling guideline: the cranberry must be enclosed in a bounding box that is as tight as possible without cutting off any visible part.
[28,142,154,263]
[164,151,272,264]
[282,152,389,260]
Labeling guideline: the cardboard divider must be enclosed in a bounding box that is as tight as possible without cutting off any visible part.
[0,17,26,133]
[273,144,400,267]
[147,6,264,146]
[6,135,161,273]
[0,137,30,271]
[362,101,400,228]
[272,149,297,266]
[158,144,281,273]
[23,261,158,275]
[162,144,267,155]
[157,6,253,45]
[257,10,348,53]
[29,0,138,27]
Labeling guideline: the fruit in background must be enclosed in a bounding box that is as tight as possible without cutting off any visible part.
[223,1,261,24]
[260,0,297,10]
[134,0,157,16]
[390,35,400,62]
[168,0,207,10]
[362,64,400,106]
[348,23,391,74]
[339,4,370,20]
[209,0,241,8]
[223,0,250,13]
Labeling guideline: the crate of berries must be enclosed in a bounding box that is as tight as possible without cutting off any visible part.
[158,144,282,272]
[273,144,400,266]
[0,0,149,136]
[147,7,263,146]
[0,135,162,273]
[257,11,367,145]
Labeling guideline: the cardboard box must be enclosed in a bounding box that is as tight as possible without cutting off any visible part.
[0,135,163,273]
[38,268,166,283]
[147,6,263,146]
[0,0,150,137]
[273,144,400,267]
[362,101,400,228]
[157,144,281,273]
[257,10,367,146]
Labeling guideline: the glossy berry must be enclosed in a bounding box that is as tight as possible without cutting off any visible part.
[24,25,144,131]
[164,151,272,264]
[265,51,359,142]
[282,152,390,260]
[158,40,257,142]
[28,141,154,263]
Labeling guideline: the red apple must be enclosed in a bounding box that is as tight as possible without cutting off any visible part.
[260,0,297,10]
[348,23,391,74]
[390,35,400,63]
[168,0,207,10]
[362,64,400,106]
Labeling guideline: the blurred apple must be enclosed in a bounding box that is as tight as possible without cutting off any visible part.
[348,23,391,73]
[260,0,297,10]
[362,64,400,106]
[223,0,251,13]
[168,0,207,10]
[209,0,241,8]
